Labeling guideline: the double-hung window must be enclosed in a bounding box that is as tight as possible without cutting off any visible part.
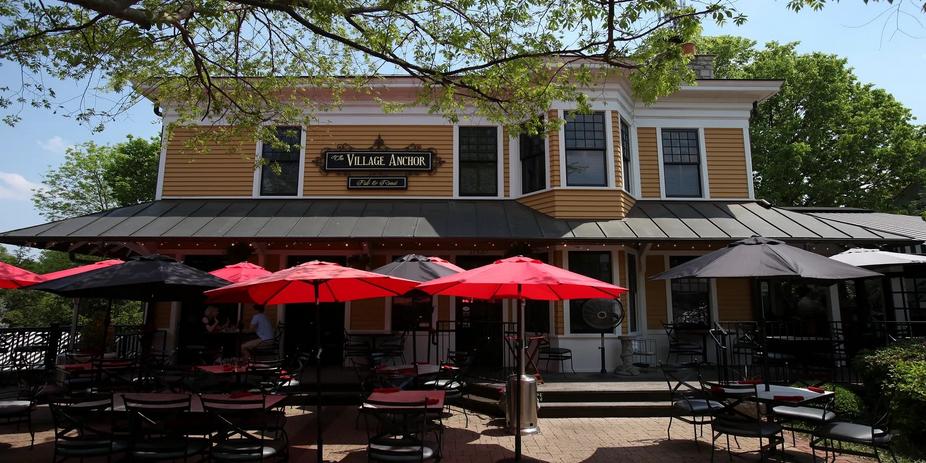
[519,131,546,194]
[661,128,703,198]
[567,251,614,334]
[669,256,711,327]
[259,126,301,196]
[458,126,498,197]
[620,119,633,193]
[564,112,608,187]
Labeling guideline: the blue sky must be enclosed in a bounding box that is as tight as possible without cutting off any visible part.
[0,1,923,240]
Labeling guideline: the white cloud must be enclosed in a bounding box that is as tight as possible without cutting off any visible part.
[0,171,41,200]
[36,135,72,154]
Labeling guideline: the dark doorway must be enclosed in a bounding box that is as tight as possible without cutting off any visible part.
[284,255,346,365]
[454,255,505,369]
[177,255,238,362]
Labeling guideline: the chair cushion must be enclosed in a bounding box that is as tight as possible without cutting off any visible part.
[713,418,782,438]
[421,379,464,390]
[815,422,892,445]
[131,438,209,459]
[772,405,835,423]
[0,400,31,415]
[57,440,129,456]
[673,399,724,414]
[211,440,285,460]
[369,442,435,461]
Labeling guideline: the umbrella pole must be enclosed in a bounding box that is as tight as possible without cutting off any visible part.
[515,287,524,461]
[69,298,80,352]
[314,281,324,463]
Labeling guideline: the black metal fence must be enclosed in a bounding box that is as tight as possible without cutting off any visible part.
[709,320,926,385]
[0,324,162,371]
[430,319,518,381]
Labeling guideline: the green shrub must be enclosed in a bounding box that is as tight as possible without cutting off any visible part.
[820,383,865,421]
[855,340,926,446]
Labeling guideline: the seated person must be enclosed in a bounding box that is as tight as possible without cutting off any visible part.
[241,305,275,361]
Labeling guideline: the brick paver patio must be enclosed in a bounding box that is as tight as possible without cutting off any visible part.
[1,405,868,462]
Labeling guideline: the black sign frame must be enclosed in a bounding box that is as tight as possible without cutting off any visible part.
[347,176,408,190]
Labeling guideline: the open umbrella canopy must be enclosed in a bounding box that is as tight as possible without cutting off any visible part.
[371,254,462,282]
[29,254,229,301]
[0,261,44,289]
[416,255,628,300]
[40,259,123,281]
[427,256,466,273]
[204,260,420,304]
[208,261,272,283]
[830,248,926,267]
[652,237,881,281]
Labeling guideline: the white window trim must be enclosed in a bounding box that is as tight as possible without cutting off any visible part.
[155,124,168,200]
[624,249,642,335]
[510,128,553,198]
[562,246,623,338]
[560,110,614,189]
[743,127,756,199]
[657,127,710,200]
[252,126,306,198]
[453,124,505,199]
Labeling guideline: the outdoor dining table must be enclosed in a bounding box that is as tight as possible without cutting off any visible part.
[374,363,442,377]
[720,383,834,406]
[364,390,446,410]
[112,392,287,412]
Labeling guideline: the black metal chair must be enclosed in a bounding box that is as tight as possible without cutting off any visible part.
[376,330,408,365]
[122,394,210,461]
[419,360,470,427]
[702,381,785,462]
[538,337,575,374]
[663,323,704,366]
[202,394,289,462]
[360,398,442,462]
[246,358,286,394]
[49,396,129,462]
[662,366,721,444]
[770,384,836,447]
[810,399,896,463]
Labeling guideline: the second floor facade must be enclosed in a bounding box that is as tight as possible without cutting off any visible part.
[155,74,781,220]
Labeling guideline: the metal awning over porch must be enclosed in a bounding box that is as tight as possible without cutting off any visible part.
[0,199,919,252]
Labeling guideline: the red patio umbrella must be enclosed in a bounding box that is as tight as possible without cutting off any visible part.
[208,261,272,283]
[427,256,466,273]
[209,262,273,354]
[204,260,419,463]
[0,261,44,288]
[40,259,123,281]
[417,256,628,461]
[39,259,123,350]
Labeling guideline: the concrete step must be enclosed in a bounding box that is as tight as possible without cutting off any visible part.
[539,401,673,418]
[540,389,669,403]
[461,393,504,417]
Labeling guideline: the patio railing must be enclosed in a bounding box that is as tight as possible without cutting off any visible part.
[710,320,926,385]
[0,324,163,371]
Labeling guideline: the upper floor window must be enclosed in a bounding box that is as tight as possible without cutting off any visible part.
[520,131,546,195]
[620,119,633,193]
[661,128,702,198]
[259,126,301,196]
[564,112,607,187]
[458,126,498,197]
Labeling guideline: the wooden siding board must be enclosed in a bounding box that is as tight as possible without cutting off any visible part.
[548,111,561,188]
[162,127,255,197]
[644,255,667,329]
[705,128,749,199]
[612,111,624,190]
[637,127,661,198]
[716,278,753,321]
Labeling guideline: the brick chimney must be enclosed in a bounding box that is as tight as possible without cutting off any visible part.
[689,54,715,79]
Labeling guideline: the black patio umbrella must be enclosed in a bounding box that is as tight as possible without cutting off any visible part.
[31,254,229,355]
[652,237,881,388]
[652,237,881,281]
[372,254,463,363]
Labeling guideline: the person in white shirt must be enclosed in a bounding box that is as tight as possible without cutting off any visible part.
[241,305,274,361]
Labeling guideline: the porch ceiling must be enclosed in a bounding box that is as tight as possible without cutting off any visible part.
[0,199,917,248]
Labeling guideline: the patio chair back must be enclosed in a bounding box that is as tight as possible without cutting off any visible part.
[246,358,286,393]
[663,367,705,404]
[201,394,288,462]
[122,394,206,460]
[361,398,436,462]
[50,396,126,461]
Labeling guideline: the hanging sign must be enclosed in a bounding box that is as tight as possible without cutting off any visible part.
[347,176,408,189]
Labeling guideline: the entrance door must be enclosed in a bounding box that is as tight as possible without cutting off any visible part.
[177,255,233,363]
[454,255,505,370]
[284,256,346,365]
